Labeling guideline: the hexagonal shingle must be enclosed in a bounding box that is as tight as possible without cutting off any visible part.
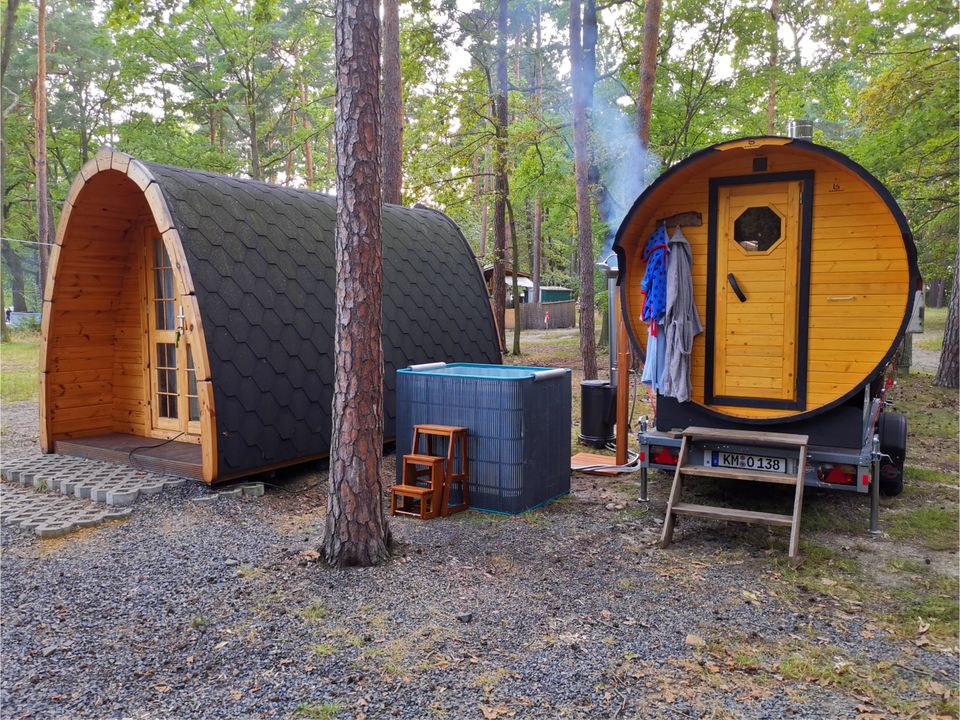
[144,161,500,478]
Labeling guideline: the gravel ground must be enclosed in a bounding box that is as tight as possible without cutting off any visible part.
[2,463,956,720]
[0,401,40,460]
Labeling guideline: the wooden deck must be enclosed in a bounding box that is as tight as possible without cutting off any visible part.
[53,433,203,481]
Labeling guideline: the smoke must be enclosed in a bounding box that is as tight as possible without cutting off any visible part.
[591,96,661,269]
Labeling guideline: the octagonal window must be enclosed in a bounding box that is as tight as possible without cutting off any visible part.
[734,206,782,252]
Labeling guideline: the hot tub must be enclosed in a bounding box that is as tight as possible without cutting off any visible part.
[395,362,571,514]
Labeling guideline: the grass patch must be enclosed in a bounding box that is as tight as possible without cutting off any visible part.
[917,335,943,352]
[313,642,337,656]
[299,601,328,622]
[801,495,863,534]
[924,306,947,334]
[1,339,39,403]
[905,466,957,485]
[294,702,340,720]
[190,616,210,629]
[891,571,960,643]
[772,542,861,599]
[775,643,913,712]
[887,506,958,551]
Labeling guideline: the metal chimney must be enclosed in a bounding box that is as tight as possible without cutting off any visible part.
[787,119,814,141]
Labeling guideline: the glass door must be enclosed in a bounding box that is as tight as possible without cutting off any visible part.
[147,234,200,436]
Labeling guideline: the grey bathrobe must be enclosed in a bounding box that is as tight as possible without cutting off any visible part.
[659,228,703,403]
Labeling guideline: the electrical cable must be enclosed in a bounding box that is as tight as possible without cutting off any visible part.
[127,432,185,471]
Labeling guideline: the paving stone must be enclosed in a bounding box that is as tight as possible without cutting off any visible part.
[1,455,191,509]
[1,455,263,537]
[0,484,131,539]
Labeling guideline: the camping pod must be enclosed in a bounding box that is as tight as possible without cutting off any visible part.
[614,136,921,446]
[41,148,500,483]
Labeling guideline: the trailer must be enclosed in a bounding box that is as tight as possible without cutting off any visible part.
[612,136,922,553]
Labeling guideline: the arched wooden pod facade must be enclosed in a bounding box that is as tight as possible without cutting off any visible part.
[613,137,920,430]
[41,148,501,483]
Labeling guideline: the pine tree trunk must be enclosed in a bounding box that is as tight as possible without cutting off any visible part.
[248,96,261,180]
[35,0,51,302]
[532,3,543,306]
[381,0,403,204]
[1,242,27,312]
[480,153,489,259]
[935,245,959,388]
[491,0,509,351]
[300,79,315,189]
[286,108,295,185]
[635,0,661,149]
[767,0,780,135]
[532,196,542,303]
[570,0,598,379]
[508,197,522,354]
[323,0,391,567]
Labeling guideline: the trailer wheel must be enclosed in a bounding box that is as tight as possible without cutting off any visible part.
[878,412,907,497]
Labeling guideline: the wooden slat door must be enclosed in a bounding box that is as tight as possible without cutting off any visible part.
[713,180,802,405]
[145,231,201,438]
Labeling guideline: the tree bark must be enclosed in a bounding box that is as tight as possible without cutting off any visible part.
[532,2,543,306]
[480,153,489,259]
[570,0,598,379]
[381,0,403,204]
[491,0,509,351]
[767,0,780,135]
[935,245,959,388]
[323,0,391,567]
[1,243,27,311]
[1,0,20,85]
[35,0,51,302]
[299,79,315,189]
[508,196,521,354]
[635,0,661,150]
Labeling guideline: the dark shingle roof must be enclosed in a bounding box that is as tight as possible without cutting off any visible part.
[144,162,501,478]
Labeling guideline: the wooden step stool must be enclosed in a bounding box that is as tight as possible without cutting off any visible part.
[413,424,469,516]
[392,454,446,519]
[660,427,808,560]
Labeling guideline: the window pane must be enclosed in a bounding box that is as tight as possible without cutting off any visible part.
[163,268,175,301]
[734,206,782,252]
[166,369,178,395]
[167,395,178,419]
[164,300,175,330]
[189,397,200,422]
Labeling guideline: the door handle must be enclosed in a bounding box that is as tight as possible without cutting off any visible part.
[727,273,747,302]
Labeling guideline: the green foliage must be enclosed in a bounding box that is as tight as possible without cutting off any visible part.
[2,0,955,338]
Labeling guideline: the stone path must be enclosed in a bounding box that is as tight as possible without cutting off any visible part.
[0,483,131,538]
[0,454,268,539]
[1,455,187,506]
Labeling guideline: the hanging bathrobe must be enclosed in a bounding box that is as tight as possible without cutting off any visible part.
[660,227,703,403]
[639,225,670,391]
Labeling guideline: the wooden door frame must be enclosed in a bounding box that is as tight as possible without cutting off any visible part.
[704,170,814,411]
[143,226,202,440]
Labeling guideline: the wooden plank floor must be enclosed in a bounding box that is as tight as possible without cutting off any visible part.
[53,433,202,481]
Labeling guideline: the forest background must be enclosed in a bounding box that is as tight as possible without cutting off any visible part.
[1,0,956,351]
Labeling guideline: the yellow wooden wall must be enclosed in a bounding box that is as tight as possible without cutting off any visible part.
[621,140,910,419]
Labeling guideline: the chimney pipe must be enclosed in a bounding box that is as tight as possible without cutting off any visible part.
[787,119,814,141]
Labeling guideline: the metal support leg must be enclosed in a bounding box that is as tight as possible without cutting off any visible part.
[869,433,881,535]
[637,417,649,503]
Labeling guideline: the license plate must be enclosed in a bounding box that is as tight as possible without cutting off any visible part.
[708,451,787,473]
